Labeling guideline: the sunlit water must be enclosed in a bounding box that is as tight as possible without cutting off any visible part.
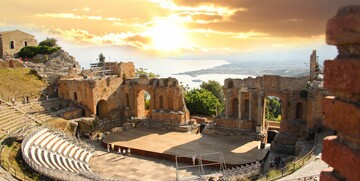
[171,74,253,89]
[133,59,253,88]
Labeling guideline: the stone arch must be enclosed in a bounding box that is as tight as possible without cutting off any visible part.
[135,90,152,118]
[96,100,109,118]
[296,102,303,120]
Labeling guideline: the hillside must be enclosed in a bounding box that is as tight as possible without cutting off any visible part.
[177,61,310,77]
[0,68,47,101]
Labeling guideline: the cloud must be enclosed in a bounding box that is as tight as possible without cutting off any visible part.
[169,0,360,37]
[47,28,151,49]
[36,13,124,22]
[150,0,244,16]
[82,6,91,12]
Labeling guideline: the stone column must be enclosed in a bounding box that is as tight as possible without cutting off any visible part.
[257,91,263,126]
[238,90,242,120]
[249,91,253,121]
[225,90,230,119]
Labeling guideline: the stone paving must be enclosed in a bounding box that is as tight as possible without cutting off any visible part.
[88,139,219,181]
[103,128,268,165]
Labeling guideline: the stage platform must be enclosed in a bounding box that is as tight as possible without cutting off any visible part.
[102,128,268,167]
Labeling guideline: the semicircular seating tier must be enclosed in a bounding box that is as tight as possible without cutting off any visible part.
[21,127,101,181]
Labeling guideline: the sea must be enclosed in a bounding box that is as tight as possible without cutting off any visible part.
[133,59,253,89]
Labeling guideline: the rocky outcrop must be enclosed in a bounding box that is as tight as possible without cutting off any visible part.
[25,49,81,97]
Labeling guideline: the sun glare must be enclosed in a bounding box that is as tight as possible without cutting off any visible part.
[146,21,187,51]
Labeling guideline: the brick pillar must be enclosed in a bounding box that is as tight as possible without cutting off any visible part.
[238,90,242,119]
[257,91,264,126]
[320,5,360,181]
[249,91,253,121]
[225,90,230,119]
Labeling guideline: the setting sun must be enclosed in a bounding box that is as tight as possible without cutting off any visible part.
[145,20,187,51]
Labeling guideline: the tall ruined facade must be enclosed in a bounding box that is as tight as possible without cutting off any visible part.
[58,62,190,125]
[217,51,324,155]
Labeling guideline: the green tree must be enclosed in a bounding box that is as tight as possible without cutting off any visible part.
[98,52,106,66]
[200,80,224,113]
[185,88,220,116]
[38,37,58,47]
[135,68,160,78]
[265,97,281,122]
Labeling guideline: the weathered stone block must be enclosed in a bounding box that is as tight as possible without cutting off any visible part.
[323,97,360,138]
[324,60,360,95]
[274,132,299,145]
[279,120,304,136]
[192,116,207,123]
[322,136,360,181]
[320,167,341,181]
[326,5,360,45]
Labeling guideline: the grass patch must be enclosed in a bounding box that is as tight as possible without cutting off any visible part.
[1,140,41,180]
[0,68,46,101]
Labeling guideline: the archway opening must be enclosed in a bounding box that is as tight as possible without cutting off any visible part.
[96,100,109,118]
[136,90,151,118]
[265,96,282,122]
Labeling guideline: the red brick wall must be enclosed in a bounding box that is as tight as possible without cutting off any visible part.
[321,5,360,181]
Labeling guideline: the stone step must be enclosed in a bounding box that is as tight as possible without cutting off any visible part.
[1,120,26,131]
[0,113,24,122]
[1,117,28,129]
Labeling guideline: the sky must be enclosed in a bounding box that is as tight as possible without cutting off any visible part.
[1,0,359,70]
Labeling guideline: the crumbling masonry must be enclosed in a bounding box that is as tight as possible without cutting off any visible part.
[58,62,190,126]
[321,5,360,181]
[215,50,324,155]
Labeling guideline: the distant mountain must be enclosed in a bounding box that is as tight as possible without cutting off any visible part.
[176,60,310,77]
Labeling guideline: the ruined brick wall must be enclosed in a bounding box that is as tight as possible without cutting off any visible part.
[117,62,135,78]
[0,30,37,58]
[223,76,308,129]
[223,73,317,154]
[58,76,124,118]
[58,62,189,124]
[321,5,360,181]
[121,76,189,123]
[306,90,323,130]
[58,78,96,116]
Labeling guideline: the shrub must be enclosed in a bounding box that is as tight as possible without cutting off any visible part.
[38,37,58,47]
[17,46,61,58]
